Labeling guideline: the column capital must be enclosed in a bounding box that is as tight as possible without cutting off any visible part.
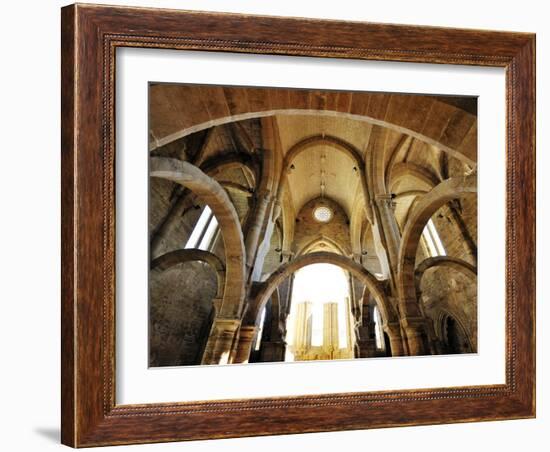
[239,325,259,337]
[281,250,293,262]
[400,316,429,333]
[375,193,397,210]
[383,321,402,335]
[211,317,241,333]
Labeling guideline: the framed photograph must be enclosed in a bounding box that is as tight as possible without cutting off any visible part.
[61,3,536,447]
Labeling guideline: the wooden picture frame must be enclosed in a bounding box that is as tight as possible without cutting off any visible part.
[61,3,536,447]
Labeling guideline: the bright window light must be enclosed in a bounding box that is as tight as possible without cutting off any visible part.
[422,218,446,257]
[373,305,384,349]
[286,263,351,352]
[254,307,266,351]
[198,214,218,250]
[313,206,333,223]
[184,205,219,251]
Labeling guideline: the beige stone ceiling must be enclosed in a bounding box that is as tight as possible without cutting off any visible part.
[276,114,372,159]
[286,144,359,218]
[275,114,369,218]
[150,85,477,239]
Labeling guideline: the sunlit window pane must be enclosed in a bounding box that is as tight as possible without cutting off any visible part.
[184,206,212,249]
[422,218,446,257]
[198,214,218,251]
[374,306,383,349]
[254,307,266,351]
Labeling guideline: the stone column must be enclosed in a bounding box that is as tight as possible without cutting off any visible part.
[201,318,241,365]
[244,190,273,269]
[374,194,402,273]
[271,200,282,222]
[233,325,258,364]
[384,322,405,357]
[260,340,286,362]
[401,317,431,356]
[356,303,377,358]
[370,221,391,279]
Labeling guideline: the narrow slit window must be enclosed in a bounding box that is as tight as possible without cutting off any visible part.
[198,214,218,250]
[373,305,384,349]
[422,218,446,257]
[184,206,219,251]
[254,307,267,351]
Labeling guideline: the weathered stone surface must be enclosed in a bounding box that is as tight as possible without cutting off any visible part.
[148,88,477,365]
[149,261,217,366]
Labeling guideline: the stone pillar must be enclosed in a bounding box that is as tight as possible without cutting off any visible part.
[374,194,402,273]
[370,221,391,279]
[244,190,273,269]
[271,200,282,222]
[201,318,241,365]
[233,325,258,364]
[424,318,443,354]
[356,303,377,358]
[260,340,286,362]
[251,200,277,281]
[401,317,431,356]
[384,322,405,357]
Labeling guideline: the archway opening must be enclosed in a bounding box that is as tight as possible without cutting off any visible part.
[443,315,472,354]
[284,263,354,362]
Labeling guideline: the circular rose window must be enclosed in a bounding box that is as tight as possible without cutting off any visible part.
[313,206,333,223]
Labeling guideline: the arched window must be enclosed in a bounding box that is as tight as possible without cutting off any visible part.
[184,205,219,251]
[422,218,446,257]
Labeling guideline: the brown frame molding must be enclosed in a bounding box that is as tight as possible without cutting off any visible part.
[61,3,535,447]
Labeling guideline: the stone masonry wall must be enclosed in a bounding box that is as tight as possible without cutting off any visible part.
[149,262,217,366]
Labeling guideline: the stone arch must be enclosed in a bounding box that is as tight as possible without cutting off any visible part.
[389,162,440,193]
[150,157,246,318]
[279,189,295,255]
[393,190,428,200]
[246,251,395,327]
[415,256,476,290]
[296,235,347,256]
[218,181,254,196]
[293,195,352,258]
[436,310,474,354]
[151,249,226,299]
[350,194,367,257]
[397,174,477,317]
[285,134,364,169]
[200,152,259,190]
[150,98,477,166]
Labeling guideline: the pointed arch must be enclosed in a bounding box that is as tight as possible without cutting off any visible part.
[296,235,347,256]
